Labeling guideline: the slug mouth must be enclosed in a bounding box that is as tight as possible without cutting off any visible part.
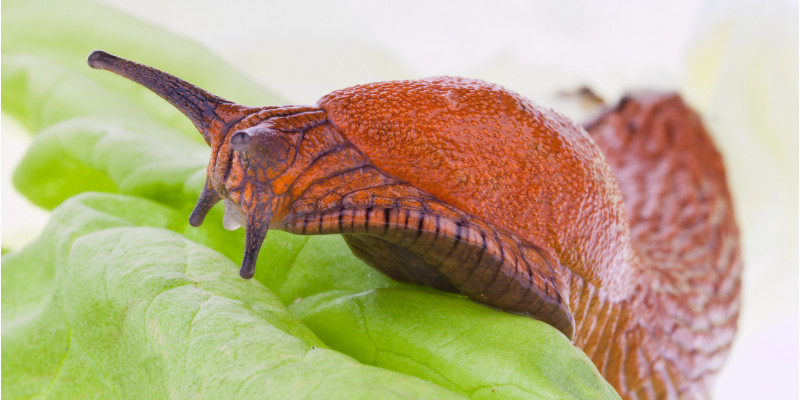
[222,199,246,231]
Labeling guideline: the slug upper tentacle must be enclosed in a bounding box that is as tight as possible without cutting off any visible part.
[229,129,253,153]
[89,51,741,400]
[87,50,241,145]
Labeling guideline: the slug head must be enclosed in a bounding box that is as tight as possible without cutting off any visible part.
[88,50,294,279]
[202,122,300,278]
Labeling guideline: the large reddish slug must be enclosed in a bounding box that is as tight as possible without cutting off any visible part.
[88,50,741,400]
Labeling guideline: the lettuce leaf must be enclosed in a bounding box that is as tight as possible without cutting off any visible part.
[2,194,463,399]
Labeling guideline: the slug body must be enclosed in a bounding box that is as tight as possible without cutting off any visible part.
[88,51,741,399]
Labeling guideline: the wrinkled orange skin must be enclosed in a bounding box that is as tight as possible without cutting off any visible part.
[319,77,638,299]
[88,51,741,400]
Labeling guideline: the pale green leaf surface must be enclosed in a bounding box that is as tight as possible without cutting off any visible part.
[12,118,207,209]
[292,289,619,399]
[2,194,463,399]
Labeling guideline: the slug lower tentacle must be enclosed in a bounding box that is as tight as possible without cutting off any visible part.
[240,206,272,279]
[89,51,741,400]
[189,180,222,227]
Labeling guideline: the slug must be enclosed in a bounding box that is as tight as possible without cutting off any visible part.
[88,50,741,400]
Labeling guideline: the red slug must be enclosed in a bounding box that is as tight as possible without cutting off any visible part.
[88,50,741,399]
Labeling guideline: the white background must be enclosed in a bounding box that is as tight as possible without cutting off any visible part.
[3,0,798,398]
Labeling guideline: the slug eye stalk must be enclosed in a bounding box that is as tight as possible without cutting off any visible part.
[87,50,233,145]
[229,130,252,152]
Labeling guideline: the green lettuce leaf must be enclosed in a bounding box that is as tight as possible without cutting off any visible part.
[2,0,620,398]
[2,193,464,399]
[293,289,619,399]
[12,118,207,209]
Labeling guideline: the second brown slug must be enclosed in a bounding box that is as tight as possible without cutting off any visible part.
[88,50,741,400]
